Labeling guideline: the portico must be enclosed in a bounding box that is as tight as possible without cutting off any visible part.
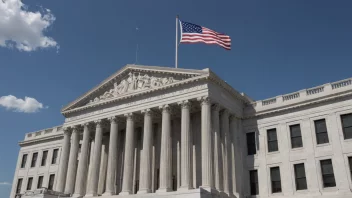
[56,65,245,198]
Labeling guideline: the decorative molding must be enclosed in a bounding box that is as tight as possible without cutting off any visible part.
[178,100,191,109]
[197,96,211,105]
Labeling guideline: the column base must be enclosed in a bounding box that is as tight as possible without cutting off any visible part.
[137,188,152,194]
[119,190,133,195]
[102,191,114,196]
[178,186,194,191]
[84,193,97,197]
[72,193,84,198]
[156,188,172,193]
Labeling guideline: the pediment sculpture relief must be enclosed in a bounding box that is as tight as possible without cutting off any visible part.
[88,72,180,104]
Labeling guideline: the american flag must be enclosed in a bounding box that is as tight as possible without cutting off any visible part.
[179,20,231,50]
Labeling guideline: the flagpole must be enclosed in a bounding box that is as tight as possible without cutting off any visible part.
[175,15,179,68]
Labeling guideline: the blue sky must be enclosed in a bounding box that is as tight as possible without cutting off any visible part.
[1,0,352,196]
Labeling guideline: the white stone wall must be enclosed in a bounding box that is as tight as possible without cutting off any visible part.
[242,96,352,198]
[10,138,63,198]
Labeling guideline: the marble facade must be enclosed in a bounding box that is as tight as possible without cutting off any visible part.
[11,65,352,198]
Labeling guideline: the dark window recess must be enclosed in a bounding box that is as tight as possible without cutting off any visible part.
[314,119,329,144]
[51,149,58,164]
[41,151,48,166]
[320,159,336,188]
[290,124,303,148]
[270,167,282,193]
[48,174,55,190]
[20,154,27,168]
[31,153,38,168]
[37,176,43,189]
[26,177,33,191]
[247,132,256,155]
[294,163,307,190]
[267,129,278,152]
[349,157,352,182]
[16,178,23,194]
[341,114,352,140]
[249,170,259,195]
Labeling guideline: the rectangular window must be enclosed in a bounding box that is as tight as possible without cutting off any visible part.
[341,113,352,139]
[48,174,55,190]
[31,152,38,168]
[314,119,329,144]
[270,167,282,193]
[294,163,307,190]
[349,157,352,182]
[26,177,33,191]
[51,149,58,164]
[249,170,259,195]
[267,129,278,152]
[247,132,256,155]
[320,159,336,188]
[16,178,23,194]
[20,154,27,168]
[41,151,48,166]
[290,124,303,148]
[37,176,44,189]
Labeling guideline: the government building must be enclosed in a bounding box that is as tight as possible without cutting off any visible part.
[10,65,352,198]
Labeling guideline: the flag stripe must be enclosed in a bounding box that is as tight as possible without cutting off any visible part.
[180,20,231,50]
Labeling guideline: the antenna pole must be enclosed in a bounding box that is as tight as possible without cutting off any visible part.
[175,15,179,68]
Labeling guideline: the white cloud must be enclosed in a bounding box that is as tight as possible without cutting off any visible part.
[0,95,47,113]
[0,182,11,185]
[0,0,58,52]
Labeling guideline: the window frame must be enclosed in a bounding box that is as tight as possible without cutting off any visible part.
[341,113,352,140]
[48,174,55,190]
[20,154,28,169]
[51,149,59,164]
[320,159,336,188]
[26,177,33,191]
[294,163,307,191]
[249,169,259,195]
[16,178,23,194]
[41,150,48,167]
[290,124,303,149]
[314,119,329,145]
[270,166,282,193]
[267,128,278,153]
[31,152,38,168]
[37,175,44,189]
[246,132,256,155]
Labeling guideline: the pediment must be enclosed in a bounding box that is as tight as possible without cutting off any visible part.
[61,64,209,113]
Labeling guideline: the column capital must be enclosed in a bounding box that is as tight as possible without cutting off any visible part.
[211,103,221,112]
[220,109,229,116]
[178,100,191,109]
[108,116,119,123]
[197,96,211,105]
[141,108,154,116]
[94,120,102,127]
[71,125,81,133]
[62,127,71,135]
[159,104,171,113]
[124,113,135,121]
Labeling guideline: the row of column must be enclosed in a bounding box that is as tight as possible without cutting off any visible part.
[56,96,237,196]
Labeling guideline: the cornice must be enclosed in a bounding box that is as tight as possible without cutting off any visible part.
[19,134,63,147]
[244,90,352,119]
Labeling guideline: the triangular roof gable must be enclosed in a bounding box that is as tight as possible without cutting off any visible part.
[61,64,209,112]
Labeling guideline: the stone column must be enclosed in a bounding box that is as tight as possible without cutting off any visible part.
[65,126,80,194]
[73,123,91,197]
[212,104,223,192]
[229,116,237,196]
[178,100,192,190]
[98,142,108,195]
[56,128,71,192]
[120,113,135,195]
[138,109,153,194]
[157,105,172,192]
[103,117,120,196]
[199,96,213,189]
[86,120,104,197]
[220,109,230,195]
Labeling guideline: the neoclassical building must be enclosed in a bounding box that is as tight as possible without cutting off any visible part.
[11,65,352,198]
